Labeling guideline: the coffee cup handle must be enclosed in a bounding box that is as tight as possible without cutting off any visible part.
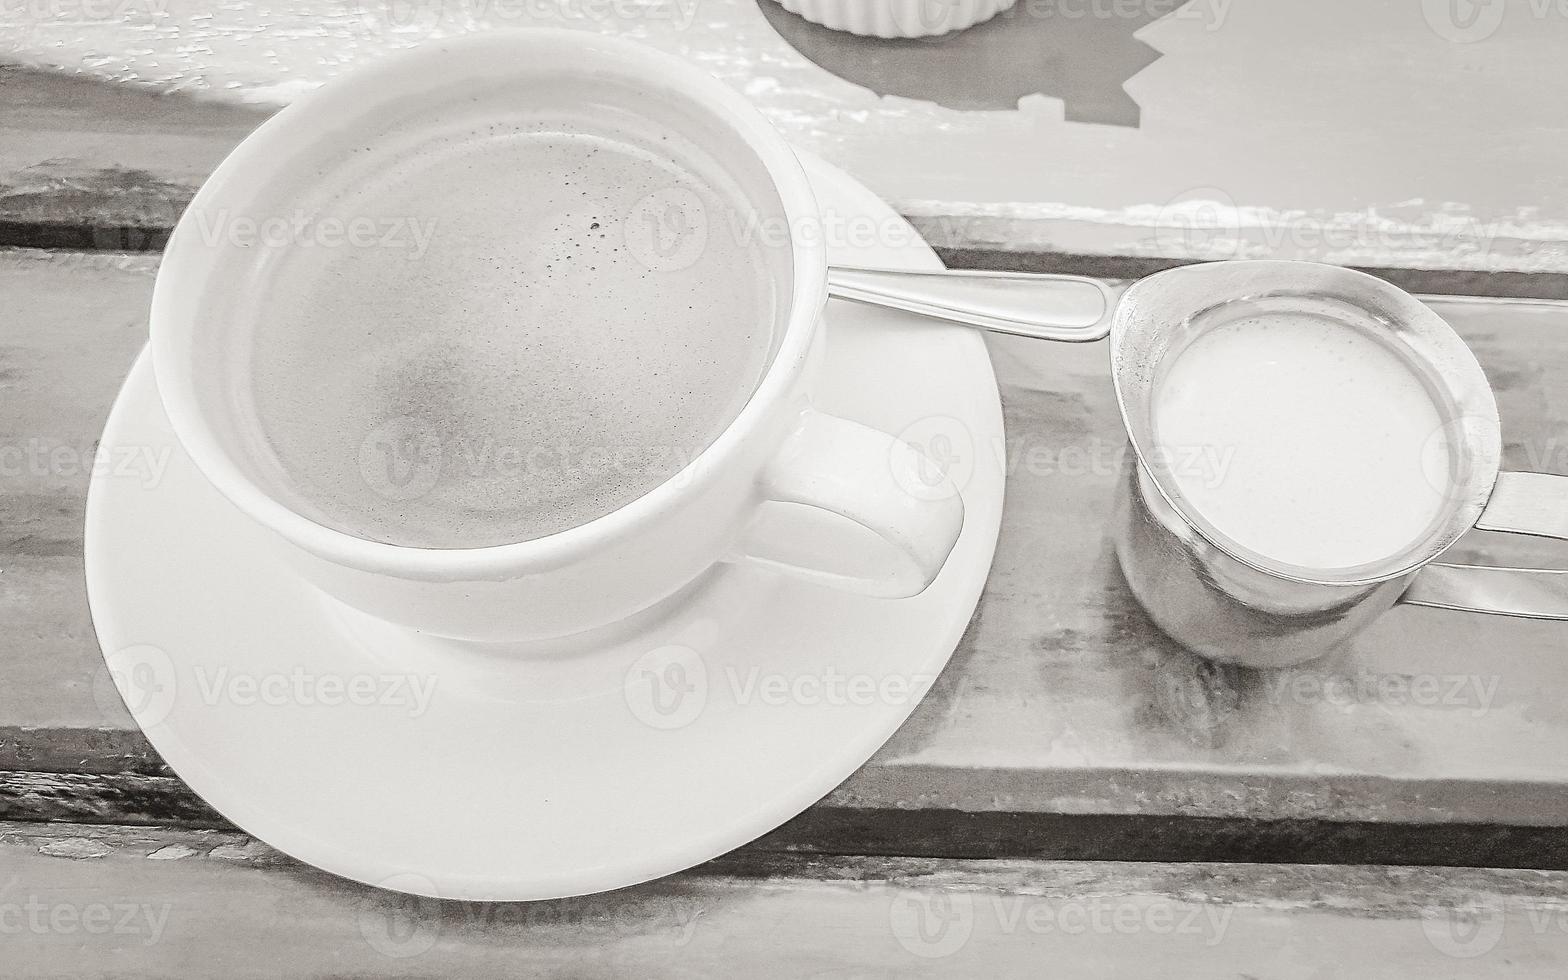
[735,408,965,598]
[1401,471,1568,618]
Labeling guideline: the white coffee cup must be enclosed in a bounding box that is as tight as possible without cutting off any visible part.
[149,30,964,643]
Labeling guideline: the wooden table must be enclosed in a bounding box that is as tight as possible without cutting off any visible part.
[3,3,1567,974]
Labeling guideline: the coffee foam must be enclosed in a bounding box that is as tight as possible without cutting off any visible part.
[1152,308,1451,570]
[226,110,786,548]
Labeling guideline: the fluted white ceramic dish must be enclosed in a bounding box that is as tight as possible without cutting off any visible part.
[772,0,1017,37]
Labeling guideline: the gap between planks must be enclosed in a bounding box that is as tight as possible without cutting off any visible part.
[1,820,1565,979]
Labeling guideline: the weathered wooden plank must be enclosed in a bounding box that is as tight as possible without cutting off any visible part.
[7,761,1568,870]
[3,247,1568,864]
[0,66,266,250]
[0,820,1564,977]
[8,0,1568,279]
[0,251,154,732]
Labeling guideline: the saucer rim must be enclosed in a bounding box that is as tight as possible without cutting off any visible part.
[84,152,1005,901]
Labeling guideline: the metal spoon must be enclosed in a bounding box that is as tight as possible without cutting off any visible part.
[827,266,1122,342]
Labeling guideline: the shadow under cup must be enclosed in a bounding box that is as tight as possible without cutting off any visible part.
[1109,261,1504,668]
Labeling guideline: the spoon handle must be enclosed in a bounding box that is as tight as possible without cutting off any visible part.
[826,266,1122,342]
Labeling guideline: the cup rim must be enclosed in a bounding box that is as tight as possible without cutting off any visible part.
[149,30,828,579]
[1110,259,1503,588]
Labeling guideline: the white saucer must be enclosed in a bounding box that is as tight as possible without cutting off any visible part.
[85,154,1004,901]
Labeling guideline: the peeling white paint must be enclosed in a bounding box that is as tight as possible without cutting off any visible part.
[37,837,113,859]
